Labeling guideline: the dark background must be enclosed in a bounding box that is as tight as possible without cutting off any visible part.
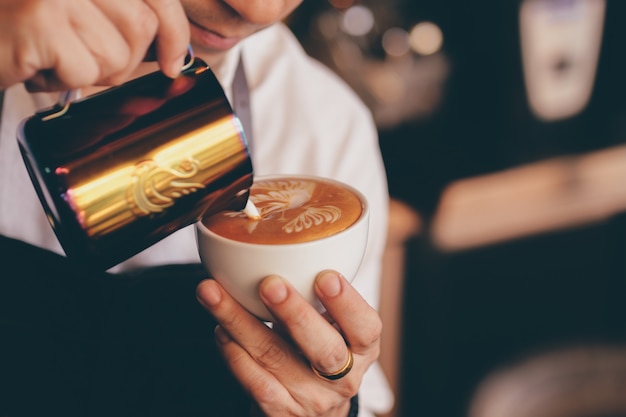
[289,1,626,416]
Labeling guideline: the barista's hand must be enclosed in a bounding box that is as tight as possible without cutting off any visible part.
[0,0,189,91]
[196,270,381,417]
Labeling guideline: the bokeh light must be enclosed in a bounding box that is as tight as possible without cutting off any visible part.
[341,5,375,37]
[409,21,444,56]
[330,38,364,71]
[382,27,410,57]
[315,11,340,40]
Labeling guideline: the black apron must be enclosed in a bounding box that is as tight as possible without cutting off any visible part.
[0,56,254,417]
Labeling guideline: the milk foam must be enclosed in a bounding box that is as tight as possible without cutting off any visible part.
[243,199,261,220]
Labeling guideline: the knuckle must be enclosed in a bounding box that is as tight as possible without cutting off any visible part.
[149,0,182,17]
[341,379,360,398]
[357,314,383,348]
[281,305,315,328]
[62,63,101,88]
[13,47,38,80]
[98,56,132,85]
[308,397,332,415]
[221,313,247,330]
[101,72,129,87]
[308,389,357,415]
[317,343,349,373]
[130,6,159,39]
[250,379,278,406]
[255,342,288,371]
[108,47,131,71]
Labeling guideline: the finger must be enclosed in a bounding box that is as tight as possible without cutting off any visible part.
[258,275,352,378]
[196,279,306,375]
[14,3,109,90]
[26,42,101,91]
[214,324,344,416]
[90,0,159,84]
[198,279,355,415]
[215,322,348,416]
[144,0,190,78]
[196,280,316,398]
[45,23,114,89]
[213,326,292,405]
[314,271,382,356]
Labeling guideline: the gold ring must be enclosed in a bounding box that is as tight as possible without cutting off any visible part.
[311,348,354,381]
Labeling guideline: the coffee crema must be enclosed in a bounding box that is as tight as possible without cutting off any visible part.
[203,177,363,244]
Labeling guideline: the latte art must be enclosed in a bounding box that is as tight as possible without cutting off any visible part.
[239,179,342,234]
[203,177,363,244]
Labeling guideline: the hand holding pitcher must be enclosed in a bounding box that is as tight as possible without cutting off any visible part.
[0,0,189,91]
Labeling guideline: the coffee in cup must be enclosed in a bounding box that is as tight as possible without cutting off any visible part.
[196,175,369,321]
[203,177,363,244]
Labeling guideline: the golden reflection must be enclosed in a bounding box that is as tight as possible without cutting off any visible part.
[66,116,247,238]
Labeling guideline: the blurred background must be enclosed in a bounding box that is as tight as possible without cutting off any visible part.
[287,1,626,416]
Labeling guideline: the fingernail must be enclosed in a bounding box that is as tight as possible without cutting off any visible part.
[260,276,288,304]
[214,325,231,344]
[165,55,185,78]
[197,280,222,307]
[317,271,342,298]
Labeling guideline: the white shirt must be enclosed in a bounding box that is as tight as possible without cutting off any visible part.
[0,23,393,416]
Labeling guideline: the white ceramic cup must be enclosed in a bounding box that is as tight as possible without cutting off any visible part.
[195,175,370,321]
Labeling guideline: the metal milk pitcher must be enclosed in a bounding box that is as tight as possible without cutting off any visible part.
[17,57,253,270]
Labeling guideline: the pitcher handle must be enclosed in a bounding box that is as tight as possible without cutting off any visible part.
[43,45,196,122]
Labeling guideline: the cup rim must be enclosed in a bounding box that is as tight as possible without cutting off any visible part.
[196,174,369,248]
